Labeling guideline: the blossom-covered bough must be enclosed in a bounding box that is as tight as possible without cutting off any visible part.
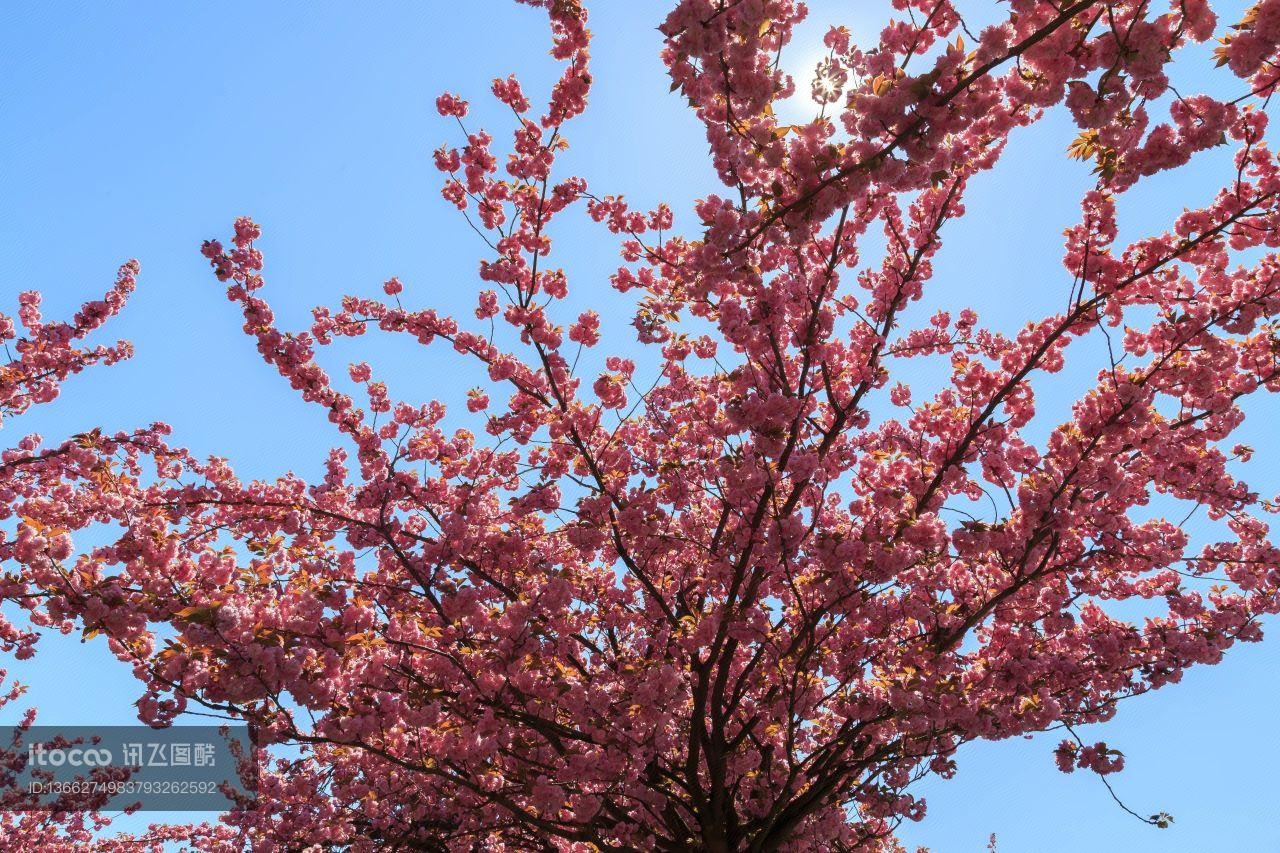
[7,0,1280,849]
[0,272,238,848]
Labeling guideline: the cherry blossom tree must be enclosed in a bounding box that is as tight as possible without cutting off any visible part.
[7,0,1280,849]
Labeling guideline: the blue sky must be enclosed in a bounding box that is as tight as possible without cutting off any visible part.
[2,1,1277,849]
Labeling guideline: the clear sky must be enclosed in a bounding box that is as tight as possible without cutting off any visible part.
[2,1,1277,850]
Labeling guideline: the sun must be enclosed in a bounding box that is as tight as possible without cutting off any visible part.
[774,8,874,124]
